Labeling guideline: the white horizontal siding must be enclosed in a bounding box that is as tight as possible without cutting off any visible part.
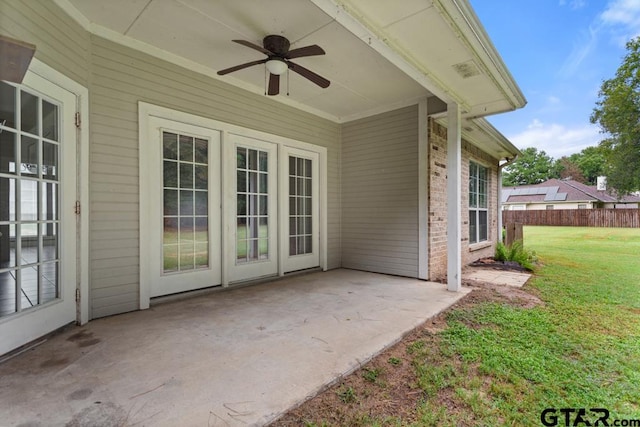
[89,36,341,318]
[341,105,419,278]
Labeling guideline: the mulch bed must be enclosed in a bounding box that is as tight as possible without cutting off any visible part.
[469,257,531,273]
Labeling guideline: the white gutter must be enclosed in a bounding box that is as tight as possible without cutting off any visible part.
[472,117,521,158]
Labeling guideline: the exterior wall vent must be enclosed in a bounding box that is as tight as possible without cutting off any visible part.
[452,60,481,79]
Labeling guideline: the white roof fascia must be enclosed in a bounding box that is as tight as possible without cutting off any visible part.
[436,0,527,112]
[472,117,521,159]
[431,114,520,161]
[309,0,469,111]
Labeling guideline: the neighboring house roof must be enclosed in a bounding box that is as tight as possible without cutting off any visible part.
[563,180,640,203]
[502,179,640,204]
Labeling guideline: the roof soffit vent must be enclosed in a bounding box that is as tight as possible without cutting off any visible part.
[452,60,481,79]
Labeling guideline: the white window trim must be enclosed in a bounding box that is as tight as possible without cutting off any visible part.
[138,102,327,309]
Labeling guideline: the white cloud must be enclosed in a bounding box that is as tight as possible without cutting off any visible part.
[547,95,562,105]
[600,0,640,43]
[559,0,587,10]
[508,120,602,158]
[559,24,600,77]
[560,0,640,76]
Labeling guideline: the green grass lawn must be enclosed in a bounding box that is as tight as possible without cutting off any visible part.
[415,226,640,425]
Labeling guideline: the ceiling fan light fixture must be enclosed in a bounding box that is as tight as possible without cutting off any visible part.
[266,59,287,75]
[218,36,330,96]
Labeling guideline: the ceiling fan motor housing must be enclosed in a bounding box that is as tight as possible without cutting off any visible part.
[217,34,329,95]
[263,35,290,56]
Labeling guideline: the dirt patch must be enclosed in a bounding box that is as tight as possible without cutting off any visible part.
[464,280,543,309]
[271,277,543,426]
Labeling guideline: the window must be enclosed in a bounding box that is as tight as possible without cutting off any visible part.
[469,161,488,244]
[236,147,269,263]
[0,81,61,316]
[288,156,313,256]
[162,131,209,273]
[578,204,587,209]
[546,205,554,210]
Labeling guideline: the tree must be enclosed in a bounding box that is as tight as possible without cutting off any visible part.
[569,146,607,185]
[554,156,586,183]
[590,37,640,194]
[503,147,556,186]
[550,146,607,185]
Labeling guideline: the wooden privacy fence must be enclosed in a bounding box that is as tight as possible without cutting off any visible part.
[503,209,640,228]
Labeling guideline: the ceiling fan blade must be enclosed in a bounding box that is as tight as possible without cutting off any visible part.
[288,61,330,88]
[286,44,325,59]
[267,73,280,96]
[217,59,267,75]
[232,39,272,56]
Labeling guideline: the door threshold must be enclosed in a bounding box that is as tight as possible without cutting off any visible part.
[151,268,324,306]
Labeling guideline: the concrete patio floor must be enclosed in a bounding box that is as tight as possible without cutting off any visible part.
[0,269,471,426]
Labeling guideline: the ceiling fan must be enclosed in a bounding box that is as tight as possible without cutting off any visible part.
[217,35,330,96]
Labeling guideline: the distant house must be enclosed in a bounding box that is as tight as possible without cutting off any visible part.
[502,179,640,211]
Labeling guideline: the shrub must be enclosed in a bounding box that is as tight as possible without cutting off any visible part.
[495,240,537,271]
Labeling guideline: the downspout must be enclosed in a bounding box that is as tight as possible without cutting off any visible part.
[497,155,518,243]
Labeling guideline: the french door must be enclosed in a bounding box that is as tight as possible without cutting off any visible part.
[0,73,77,355]
[140,104,325,302]
[227,135,278,283]
[148,118,221,297]
[281,147,320,273]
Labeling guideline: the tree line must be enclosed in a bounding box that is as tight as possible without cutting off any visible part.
[502,146,606,187]
[504,37,640,193]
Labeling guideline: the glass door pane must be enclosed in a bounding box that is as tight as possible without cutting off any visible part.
[0,81,60,317]
[288,156,313,256]
[162,132,209,273]
[236,147,269,263]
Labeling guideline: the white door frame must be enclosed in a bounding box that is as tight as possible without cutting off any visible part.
[146,118,222,297]
[139,103,327,309]
[0,59,89,356]
[30,60,90,325]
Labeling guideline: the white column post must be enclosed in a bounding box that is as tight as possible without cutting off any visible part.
[497,167,503,243]
[446,103,462,292]
[418,99,429,280]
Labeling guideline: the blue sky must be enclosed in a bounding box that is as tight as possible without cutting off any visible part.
[470,0,640,159]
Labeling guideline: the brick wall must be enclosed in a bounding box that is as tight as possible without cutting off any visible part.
[427,119,500,281]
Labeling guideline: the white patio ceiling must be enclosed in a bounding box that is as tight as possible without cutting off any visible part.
[59,0,525,125]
